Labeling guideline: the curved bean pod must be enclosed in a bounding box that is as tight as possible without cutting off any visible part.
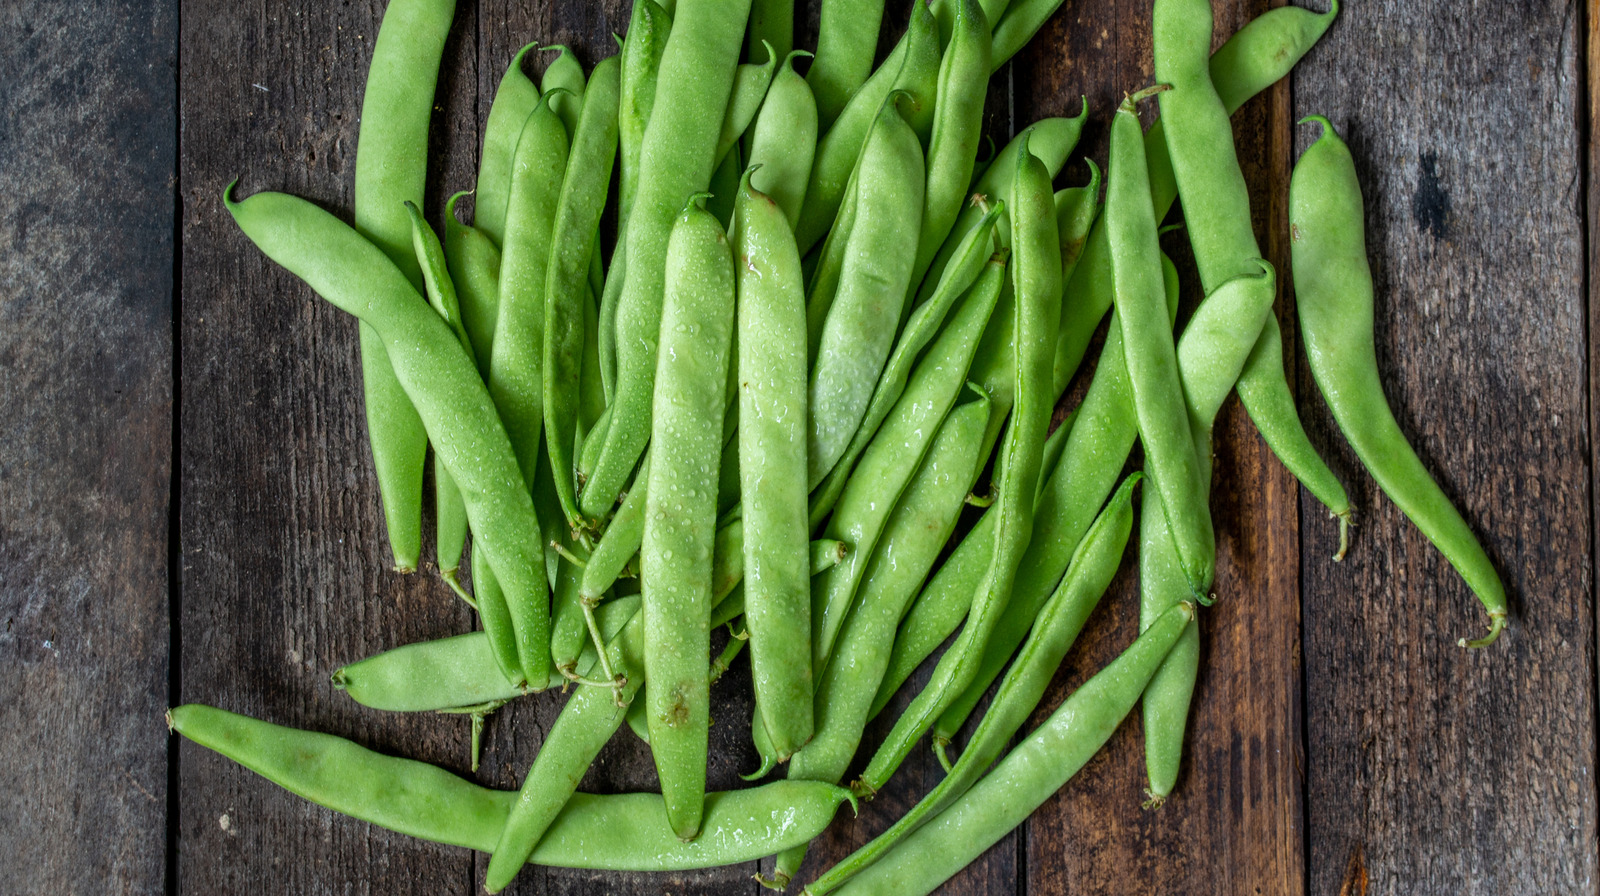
[1291,116,1506,646]
[540,45,586,137]
[168,704,853,870]
[641,198,737,840]
[581,0,752,520]
[475,42,541,248]
[818,602,1195,896]
[227,188,552,690]
[793,1,939,255]
[747,0,793,63]
[714,49,778,169]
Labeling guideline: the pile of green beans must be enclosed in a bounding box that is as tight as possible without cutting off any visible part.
[179,0,1511,891]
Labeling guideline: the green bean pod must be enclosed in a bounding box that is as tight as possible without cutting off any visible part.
[475,42,541,248]
[808,204,1003,527]
[812,256,1003,671]
[746,0,793,63]
[807,96,926,486]
[351,0,452,574]
[746,51,817,229]
[544,56,621,537]
[909,0,992,294]
[405,202,475,585]
[918,111,1085,310]
[540,45,586,137]
[1291,116,1506,646]
[714,50,778,169]
[486,619,646,892]
[331,597,640,713]
[933,247,1176,742]
[582,0,753,520]
[1235,316,1353,533]
[813,473,1139,894]
[169,704,853,869]
[820,602,1195,896]
[1140,260,1277,805]
[769,388,990,888]
[1108,91,1214,599]
[733,170,815,759]
[990,0,1068,71]
[856,139,1061,797]
[470,540,525,685]
[227,188,549,690]
[793,1,939,255]
[618,0,671,238]
[1053,1,1340,400]
[641,198,737,840]
[806,0,887,129]
[444,192,502,379]
[579,453,651,605]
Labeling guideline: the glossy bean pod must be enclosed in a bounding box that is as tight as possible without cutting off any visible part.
[475,42,541,247]
[853,136,1061,802]
[746,51,818,229]
[733,170,815,759]
[806,0,887,129]
[714,50,778,169]
[581,0,753,520]
[444,191,502,379]
[641,198,737,840]
[168,704,853,870]
[818,602,1195,896]
[226,188,546,688]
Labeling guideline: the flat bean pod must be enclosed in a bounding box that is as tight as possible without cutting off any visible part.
[351,0,453,574]
[444,192,502,378]
[714,51,778,169]
[1108,90,1214,599]
[475,42,541,247]
[812,255,1003,671]
[746,0,793,63]
[734,170,815,759]
[641,198,737,840]
[1053,1,1340,400]
[746,51,818,229]
[227,189,545,688]
[768,389,990,888]
[812,474,1139,894]
[793,1,939,255]
[819,602,1195,896]
[807,204,1003,527]
[806,0,887,129]
[807,97,926,486]
[540,45,585,137]
[1291,117,1506,646]
[581,0,752,520]
[856,140,1061,798]
[168,704,852,870]
[544,56,621,537]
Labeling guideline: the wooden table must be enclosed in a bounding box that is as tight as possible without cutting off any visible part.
[2,0,1593,892]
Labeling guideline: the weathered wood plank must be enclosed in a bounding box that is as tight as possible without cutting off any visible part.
[1297,2,1596,894]
[177,0,482,893]
[0,3,174,894]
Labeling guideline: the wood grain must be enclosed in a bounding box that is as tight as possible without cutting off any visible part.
[1296,1,1597,893]
[0,2,174,894]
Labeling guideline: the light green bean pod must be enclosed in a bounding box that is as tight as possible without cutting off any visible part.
[641,198,737,840]
[714,49,778,169]
[475,42,540,248]
[746,51,817,229]
[443,192,502,379]
[806,0,886,129]
[540,45,585,137]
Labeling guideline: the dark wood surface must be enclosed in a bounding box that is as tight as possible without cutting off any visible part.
[1,0,1593,893]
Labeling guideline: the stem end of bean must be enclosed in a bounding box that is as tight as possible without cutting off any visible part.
[1141,789,1168,811]
[1458,610,1507,649]
[933,737,955,773]
[754,870,791,891]
[1331,510,1353,562]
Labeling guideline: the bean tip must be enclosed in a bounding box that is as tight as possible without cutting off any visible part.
[1141,789,1168,811]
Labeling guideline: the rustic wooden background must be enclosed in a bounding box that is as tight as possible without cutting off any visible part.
[1,0,1593,892]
